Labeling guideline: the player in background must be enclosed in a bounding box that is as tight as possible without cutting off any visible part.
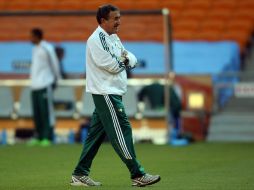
[28,28,61,147]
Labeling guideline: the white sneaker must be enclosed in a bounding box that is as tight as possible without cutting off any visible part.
[132,173,161,187]
[70,175,102,186]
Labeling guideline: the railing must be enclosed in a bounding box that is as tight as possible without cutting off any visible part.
[0,78,169,120]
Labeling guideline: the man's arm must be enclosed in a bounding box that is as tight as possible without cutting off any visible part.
[88,38,126,74]
[114,35,137,69]
[45,45,62,80]
[123,50,137,69]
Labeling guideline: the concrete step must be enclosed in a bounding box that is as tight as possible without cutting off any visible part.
[224,98,254,112]
[209,123,254,133]
[207,133,254,142]
[207,112,254,142]
[211,111,254,123]
[225,97,254,105]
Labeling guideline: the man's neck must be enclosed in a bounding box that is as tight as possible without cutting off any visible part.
[99,25,111,36]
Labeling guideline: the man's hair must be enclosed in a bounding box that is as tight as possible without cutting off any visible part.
[96,4,119,24]
[31,28,43,39]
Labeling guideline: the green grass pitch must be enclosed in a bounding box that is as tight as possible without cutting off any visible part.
[0,142,254,190]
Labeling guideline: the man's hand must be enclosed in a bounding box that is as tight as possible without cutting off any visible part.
[121,50,128,58]
[121,50,129,65]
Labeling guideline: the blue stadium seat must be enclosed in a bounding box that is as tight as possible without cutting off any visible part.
[79,92,95,117]
[0,86,14,118]
[122,86,138,118]
[53,86,76,118]
[17,87,32,118]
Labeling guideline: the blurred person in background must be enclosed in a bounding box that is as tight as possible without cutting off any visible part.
[70,4,160,187]
[55,45,67,79]
[168,73,188,146]
[138,73,188,146]
[28,28,61,147]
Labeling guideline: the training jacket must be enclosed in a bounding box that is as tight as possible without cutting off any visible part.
[86,26,137,95]
[30,40,61,90]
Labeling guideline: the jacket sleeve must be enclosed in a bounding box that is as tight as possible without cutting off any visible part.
[88,37,125,74]
[45,45,62,80]
[125,50,137,68]
[114,35,137,69]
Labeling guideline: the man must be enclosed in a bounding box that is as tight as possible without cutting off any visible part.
[70,4,161,187]
[29,28,61,146]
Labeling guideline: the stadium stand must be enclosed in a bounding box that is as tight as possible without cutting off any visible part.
[0,0,253,53]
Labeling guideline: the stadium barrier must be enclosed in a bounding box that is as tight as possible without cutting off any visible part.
[0,75,213,143]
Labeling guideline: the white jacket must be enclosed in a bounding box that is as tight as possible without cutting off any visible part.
[30,40,61,90]
[86,26,137,95]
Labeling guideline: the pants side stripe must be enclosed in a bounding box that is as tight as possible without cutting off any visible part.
[104,95,130,159]
[104,95,132,159]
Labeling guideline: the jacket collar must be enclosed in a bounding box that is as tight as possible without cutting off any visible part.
[97,25,110,37]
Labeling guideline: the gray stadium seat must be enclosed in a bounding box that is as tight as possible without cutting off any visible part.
[80,87,138,118]
[80,92,95,117]
[143,108,166,118]
[18,87,32,118]
[53,86,76,118]
[142,97,166,118]
[122,86,138,117]
[0,87,14,118]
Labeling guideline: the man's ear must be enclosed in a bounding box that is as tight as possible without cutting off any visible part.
[101,18,107,24]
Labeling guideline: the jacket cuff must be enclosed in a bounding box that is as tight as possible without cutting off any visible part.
[126,51,137,68]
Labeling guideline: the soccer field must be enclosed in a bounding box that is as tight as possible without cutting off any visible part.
[0,143,254,190]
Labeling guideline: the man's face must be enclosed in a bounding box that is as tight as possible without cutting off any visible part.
[30,33,40,45]
[102,10,121,35]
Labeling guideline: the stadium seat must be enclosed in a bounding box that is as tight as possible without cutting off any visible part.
[122,86,138,118]
[114,1,133,10]
[30,0,56,11]
[4,0,31,11]
[160,0,185,10]
[141,99,166,118]
[237,0,254,9]
[143,104,166,119]
[193,19,226,41]
[179,8,207,21]
[79,87,138,118]
[220,30,251,52]
[232,9,254,21]
[211,0,237,10]
[200,19,226,32]
[137,84,166,118]
[0,1,6,10]
[132,0,159,10]
[57,0,83,11]
[184,0,211,10]
[0,87,14,118]
[17,87,32,118]
[173,30,194,41]
[172,19,197,40]
[173,19,199,31]
[79,92,95,117]
[193,30,221,41]
[53,86,76,118]
[226,19,253,33]
[206,8,232,20]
